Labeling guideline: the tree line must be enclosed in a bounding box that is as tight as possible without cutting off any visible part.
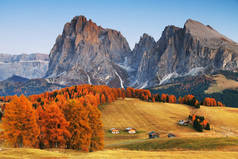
[0,85,224,151]
[125,87,223,108]
[1,85,126,151]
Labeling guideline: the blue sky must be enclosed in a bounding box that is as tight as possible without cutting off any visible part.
[0,0,237,54]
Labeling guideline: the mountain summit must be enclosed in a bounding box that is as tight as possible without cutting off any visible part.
[45,16,131,87]
[184,19,235,44]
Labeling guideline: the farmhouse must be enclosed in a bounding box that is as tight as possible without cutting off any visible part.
[148,131,159,138]
[125,127,136,134]
[110,128,120,134]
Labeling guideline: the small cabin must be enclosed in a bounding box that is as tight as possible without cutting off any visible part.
[168,133,176,138]
[128,129,136,134]
[110,128,120,134]
[178,120,189,126]
[148,131,159,139]
[126,127,136,134]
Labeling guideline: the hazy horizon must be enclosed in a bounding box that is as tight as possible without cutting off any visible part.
[0,0,238,54]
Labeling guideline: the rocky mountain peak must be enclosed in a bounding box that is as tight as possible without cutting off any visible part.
[46,15,130,87]
[139,33,155,45]
[162,25,181,37]
[184,19,235,44]
[134,33,155,50]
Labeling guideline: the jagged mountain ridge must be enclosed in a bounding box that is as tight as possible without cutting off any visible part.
[45,16,131,88]
[0,53,49,81]
[130,19,238,88]
[17,16,238,91]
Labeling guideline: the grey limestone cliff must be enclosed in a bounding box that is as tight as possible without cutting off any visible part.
[45,16,131,87]
[130,19,238,88]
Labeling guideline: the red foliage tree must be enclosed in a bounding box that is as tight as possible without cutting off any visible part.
[101,94,106,104]
[161,94,168,103]
[63,99,92,151]
[168,95,177,103]
[84,95,104,151]
[37,103,71,148]
[2,95,40,147]
[203,97,221,106]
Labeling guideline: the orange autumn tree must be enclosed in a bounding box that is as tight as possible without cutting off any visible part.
[178,96,183,104]
[2,95,39,148]
[217,101,223,107]
[36,102,71,148]
[161,93,168,102]
[179,94,200,108]
[55,94,67,109]
[84,95,104,151]
[63,99,92,151]
[152,95,156,102]
[168,95,177,103]
[100,94,106,104]
[203,97,221,106]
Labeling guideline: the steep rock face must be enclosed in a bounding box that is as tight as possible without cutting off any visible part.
[128,33,156,71]
[46,16,131,87]
[127,33,156,88]
[132,19,238,88]
[0,53,49,81]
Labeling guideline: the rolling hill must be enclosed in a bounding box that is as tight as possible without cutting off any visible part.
[1,98,238,158]
[101,98,238,147]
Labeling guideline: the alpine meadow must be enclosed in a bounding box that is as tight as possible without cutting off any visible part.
[0,1,238,159]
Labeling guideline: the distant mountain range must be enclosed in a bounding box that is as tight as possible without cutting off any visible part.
[0,53,49,81]
[1,16,238,107]
[0,75,63,96]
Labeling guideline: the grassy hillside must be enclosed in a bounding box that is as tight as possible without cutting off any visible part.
[205,74,238,94]
[101,98,238,146]
[101,98,192,146]
[112,137,238,151]
[1,98,238,158]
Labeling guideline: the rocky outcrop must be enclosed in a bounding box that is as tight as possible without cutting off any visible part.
[45,16,131,87]
[131,19,238,88]
[0,53,49,81]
